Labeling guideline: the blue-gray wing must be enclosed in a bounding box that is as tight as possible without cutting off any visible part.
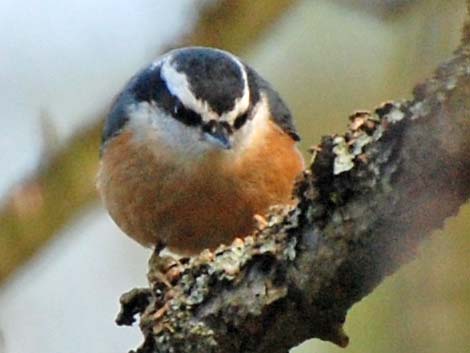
[244,64,300,141]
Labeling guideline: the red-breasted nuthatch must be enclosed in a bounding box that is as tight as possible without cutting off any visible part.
[97,47,304,255]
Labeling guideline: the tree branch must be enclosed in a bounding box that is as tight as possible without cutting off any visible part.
[117,7,470,353]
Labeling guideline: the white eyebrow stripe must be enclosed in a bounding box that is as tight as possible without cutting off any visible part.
[220,56,250,123]
[161,55,219,121]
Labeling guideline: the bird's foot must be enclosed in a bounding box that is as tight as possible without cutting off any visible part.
[148,251,184,288]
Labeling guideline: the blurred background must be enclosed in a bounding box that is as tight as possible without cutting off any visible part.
[0,1,468,352]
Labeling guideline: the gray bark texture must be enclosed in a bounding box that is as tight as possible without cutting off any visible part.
[116,9,470,353]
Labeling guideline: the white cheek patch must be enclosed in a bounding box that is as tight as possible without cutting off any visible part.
[234,94,272,152]
[126,101,213,158]
[126,101,156,135]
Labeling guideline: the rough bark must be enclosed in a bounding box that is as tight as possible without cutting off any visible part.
[117,7,470,353]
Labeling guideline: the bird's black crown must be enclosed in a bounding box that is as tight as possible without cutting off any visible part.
[101,47,299,151]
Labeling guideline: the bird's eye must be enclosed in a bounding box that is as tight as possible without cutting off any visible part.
[173,100,182,114]
[202,120,216,133]
[234,112,249,129]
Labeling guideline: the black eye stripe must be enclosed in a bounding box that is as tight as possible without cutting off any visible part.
[174,100,202,126]
[132,66,203,127]
[233,112,249,129]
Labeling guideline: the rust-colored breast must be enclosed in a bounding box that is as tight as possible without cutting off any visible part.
[97,121,304,255]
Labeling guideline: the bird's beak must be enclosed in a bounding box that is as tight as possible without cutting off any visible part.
[204,123,232,150]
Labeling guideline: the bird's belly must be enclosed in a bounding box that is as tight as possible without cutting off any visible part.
[157,183,257,254]
[97,132,257,254]
[97,123,304,255]
[100,163,256,253]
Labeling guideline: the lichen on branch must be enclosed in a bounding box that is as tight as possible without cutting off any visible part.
[117,13,470,353]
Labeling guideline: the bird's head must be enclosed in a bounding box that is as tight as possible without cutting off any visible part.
[101,47,298,159]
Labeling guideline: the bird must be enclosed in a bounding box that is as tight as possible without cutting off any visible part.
[97,46,304,256]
